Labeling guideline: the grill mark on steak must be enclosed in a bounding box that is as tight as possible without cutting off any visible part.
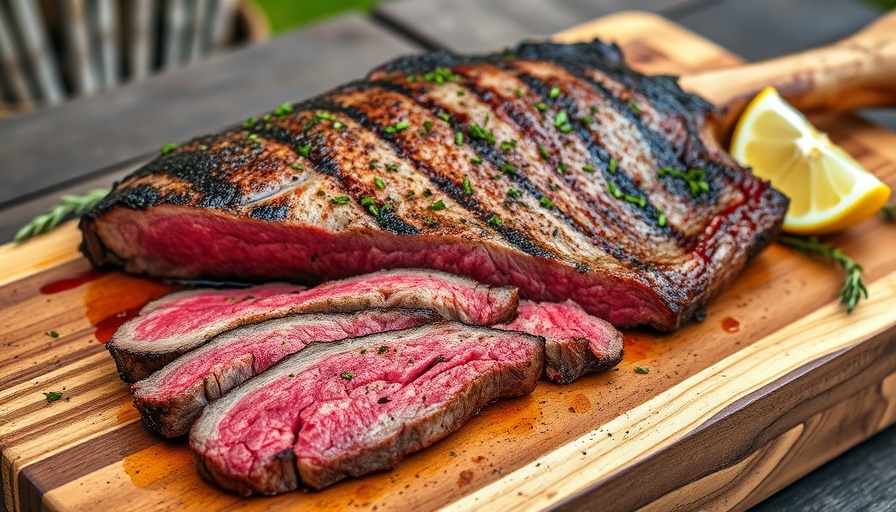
[190,322,544,493]
[247,104,420,235]
[132,308,440,438]
[450,63,672,266]
[322,88,557,260]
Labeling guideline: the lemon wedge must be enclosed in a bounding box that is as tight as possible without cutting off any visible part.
[730,86,890,234]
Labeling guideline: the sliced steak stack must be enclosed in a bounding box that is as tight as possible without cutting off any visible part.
[108,268,518,382]
[190,323,543,494]
[497,300,624,384]
[133,308,440,437]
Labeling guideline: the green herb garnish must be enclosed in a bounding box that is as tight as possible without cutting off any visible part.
[657,211,667,227]
[538,145,551,160]
[629,102,643,115]
[331,196,351,205]
[46,330,59,338]
[539,197,555,209]
[462,176,474,195]
[658,167,709,196]
[275,103,293,116]
[437,111,452,123]
[43,391,63,402]
[471,155,482,165]
[377,345,390,354]
[374,177,385,189]
[340,371,354,380]
[360,196,379,217]
[429,200,447,211]
[15,189,108,242]
[583,163,595,173]
[534,102,548,111]
[507,188,522,198]
[385,119,410,133]
[608,157,617,174]
[455,132,464,145]
[488,215,503,227]
[297,143,311,157]
[160,143,178,155]
[779,235,868,313]
[635,366,649,374]
[468,124,496,144]
[499,139,517,152]
[549,87,561,99]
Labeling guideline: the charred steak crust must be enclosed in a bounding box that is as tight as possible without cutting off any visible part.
[107,269,518,383]
[80,39,787,331]
[189,322,544,494]
[132,308,441,438]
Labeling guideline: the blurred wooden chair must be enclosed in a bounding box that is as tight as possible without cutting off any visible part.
[0,0,267,115]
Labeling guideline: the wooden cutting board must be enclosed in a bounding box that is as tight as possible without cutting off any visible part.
[2,11,895,512]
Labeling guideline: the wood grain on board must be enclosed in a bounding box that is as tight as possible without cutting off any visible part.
[1,11,895,512]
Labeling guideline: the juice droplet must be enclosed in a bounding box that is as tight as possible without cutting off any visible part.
[39,269,107,294]
[85,272,181,343]
[93,308,142,344]
[722,317,740,333]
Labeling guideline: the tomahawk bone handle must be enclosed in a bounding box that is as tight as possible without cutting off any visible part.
[680,10,896,139]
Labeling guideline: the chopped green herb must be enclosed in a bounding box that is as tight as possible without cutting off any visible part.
[658,211,667,227]
[549,87,561,99]
[289,373,296,377]
[263,114,272,122]
[369,160,379,169]
[629,102,643,115]
[331,196,351,205]
[43,391,63,402]
[160,143,178,155]
[275,103,293,116]
[422,66,460,84]
[499,139,517,152]
[658,167,709,196]
[488,215,503,227]
[462,175,474,195]
[290,162,303,171]
[423,188,433,198]
[406,74,417,82]
[242,116,256,128]
[583,163,595,173]
[538,145,551,160]
[360,196,379,217]
[635,366,649,374]
[499,163,516,174]
[624,194,647,208]
[539,197,555,209]
[507,188,522,198]
[385,163,399,172]
[423,215,439,228]
[449,450,457,457]
[246,133,260,145]
[429,200,447,210]
[590,105,599,115]
[534,102,548,111]
[437,111,452,122]
[559,124,574,134]
[377,345,390,354]
[608,182,622,198]
[608,157,617,173]
[374,177,385,189]
[514,88,523,97]
[340,371,354,380]
[406,190,415,200]
[423,120,433,134]
[556,161,568,174]
[46,330,59,338]
[457,89,466,96]
[385,119,410,133]
[297,144,311,158]
[553,110,569,128]
[455,132,464,145]
[360,348,367,354]
[468,124,496,144]
[471,155,482,165]
[577,116,595,125]
[332,120,346,130]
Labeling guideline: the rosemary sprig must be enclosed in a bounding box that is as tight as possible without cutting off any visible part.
[779,235,868,312]
[882,201,896,222]
[14,189,108,242]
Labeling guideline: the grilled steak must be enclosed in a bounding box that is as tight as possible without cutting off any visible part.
[190,322,543,494]
[81,40,787,331]
[497,300,623,384]
[108,268,518,382]
[132,308,439,438]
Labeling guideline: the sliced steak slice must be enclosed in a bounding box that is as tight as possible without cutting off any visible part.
[108,268,519,382]
[190,322,543,494]
[496,300,624,384]
[132,308,440,438]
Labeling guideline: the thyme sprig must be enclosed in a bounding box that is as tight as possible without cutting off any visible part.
[15,189,109,242]
[882,201,896,222]
[779,235,868,312]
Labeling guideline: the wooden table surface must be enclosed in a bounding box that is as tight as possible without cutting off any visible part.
[1,1,894,510]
